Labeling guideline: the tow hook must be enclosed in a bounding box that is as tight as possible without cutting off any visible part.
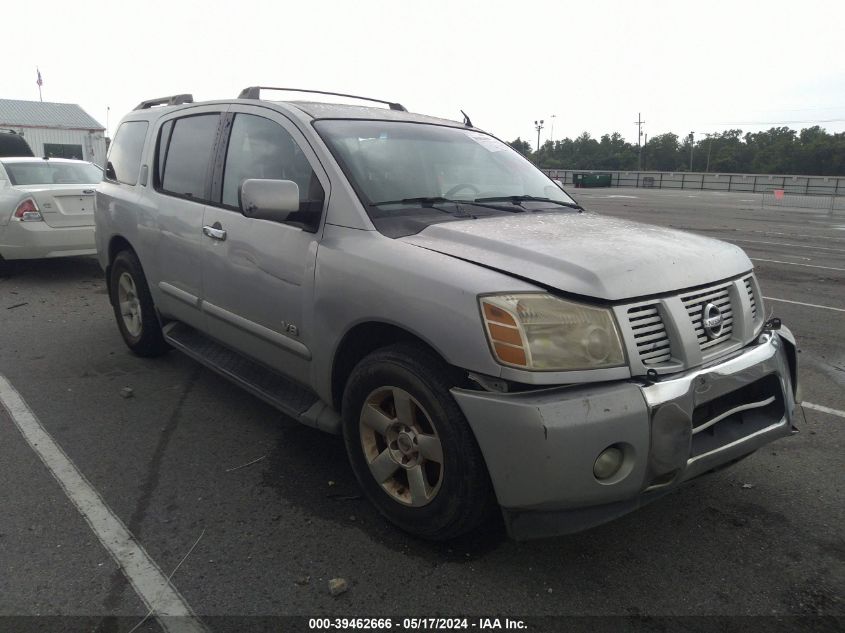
[764,317,782,331]
[641,368,661,386]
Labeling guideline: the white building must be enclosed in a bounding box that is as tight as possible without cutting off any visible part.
[0,99,106,166]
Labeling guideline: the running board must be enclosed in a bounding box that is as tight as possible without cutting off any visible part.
[162,322,340,434]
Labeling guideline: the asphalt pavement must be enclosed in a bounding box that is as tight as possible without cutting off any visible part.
[0,187,842,631]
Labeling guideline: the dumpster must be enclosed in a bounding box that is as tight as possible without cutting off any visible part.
[573,173,612,188]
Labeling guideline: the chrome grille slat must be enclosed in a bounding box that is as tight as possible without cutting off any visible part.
[680,286,733,304]
[631,321,666,336]
[641,349,671,362]
[634,330,671,345]
[627,303,671,366]
[744,276,758,320]
[630,314,664,328]
[686,299,731,314]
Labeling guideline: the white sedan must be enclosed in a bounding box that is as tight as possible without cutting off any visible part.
[0,157,102,273]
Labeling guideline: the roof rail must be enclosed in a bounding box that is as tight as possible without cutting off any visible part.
[237,86,407,112]
[133,94,194,110]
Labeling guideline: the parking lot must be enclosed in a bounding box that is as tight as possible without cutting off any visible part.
[0,187,842,630]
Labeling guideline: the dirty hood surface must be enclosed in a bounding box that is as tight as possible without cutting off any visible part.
[400,212,752,301]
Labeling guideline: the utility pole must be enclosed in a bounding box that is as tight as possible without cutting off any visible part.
[550,114,556,143]
[689,132,695,171]
[705,133,714,173]
[634,113,645,170]
[643,134,648,170]
[534,119,544,154]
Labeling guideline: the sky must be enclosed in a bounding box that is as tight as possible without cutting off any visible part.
[5,0,845,149]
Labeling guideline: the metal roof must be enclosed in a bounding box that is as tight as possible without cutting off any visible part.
[0,99,104,130]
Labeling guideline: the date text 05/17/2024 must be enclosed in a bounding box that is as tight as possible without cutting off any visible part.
[308,618,528,630]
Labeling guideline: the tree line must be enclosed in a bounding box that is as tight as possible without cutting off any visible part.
[508,126,845,176]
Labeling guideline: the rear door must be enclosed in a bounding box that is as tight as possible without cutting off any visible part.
[151,106,227,330]
[200,105,328,379]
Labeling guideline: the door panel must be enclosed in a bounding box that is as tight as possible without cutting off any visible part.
[202,207,315,377]
[201,107,328,381]
[152,107,226,330]
[154,195,208,328]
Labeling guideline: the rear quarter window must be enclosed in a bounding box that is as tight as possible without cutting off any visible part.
[106,121,149,185]
[156,114,220,202]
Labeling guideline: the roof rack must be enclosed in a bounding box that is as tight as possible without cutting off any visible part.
[237,86,407,112]
[133,94,194,110]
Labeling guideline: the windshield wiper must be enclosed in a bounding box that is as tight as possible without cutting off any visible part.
[473,195,583,211]
[369,196,521,215]
[370,196,481,218]
[370,196,461,207]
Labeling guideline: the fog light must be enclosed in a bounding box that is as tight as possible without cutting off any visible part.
[593,446,624,480]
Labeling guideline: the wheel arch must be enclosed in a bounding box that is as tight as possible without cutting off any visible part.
[330,321,462,412]
[105,235,137,305]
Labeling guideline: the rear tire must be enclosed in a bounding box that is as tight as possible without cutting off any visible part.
[109,250,169,357]
[342,342,494,540]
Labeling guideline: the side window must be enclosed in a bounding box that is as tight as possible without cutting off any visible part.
[106,121,148,185]
[155,120,174,187]
[158,114,220,201]
[221,114,324,211]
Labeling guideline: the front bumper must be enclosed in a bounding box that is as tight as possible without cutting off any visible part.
[0,221,96,260]
[452,327,799,540]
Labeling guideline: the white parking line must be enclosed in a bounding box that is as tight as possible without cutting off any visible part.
[0,375,206,633]
[763,297,845,312]
[761,230,845,242]
[733,239,845,254]
[751,258,845,272]
[803,402,845,419]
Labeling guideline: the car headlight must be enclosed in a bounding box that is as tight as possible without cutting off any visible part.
[480,293,626,371]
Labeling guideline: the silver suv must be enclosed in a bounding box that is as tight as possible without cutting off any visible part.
[95,88,799,540]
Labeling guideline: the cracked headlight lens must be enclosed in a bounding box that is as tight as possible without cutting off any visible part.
[480,293,626,371]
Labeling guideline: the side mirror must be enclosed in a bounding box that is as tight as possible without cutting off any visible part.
[239,179,300,222]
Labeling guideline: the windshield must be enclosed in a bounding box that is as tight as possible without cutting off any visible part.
[3,161,102,186]
[314,120,577,212]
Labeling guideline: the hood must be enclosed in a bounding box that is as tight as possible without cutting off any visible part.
[400,212,752,301]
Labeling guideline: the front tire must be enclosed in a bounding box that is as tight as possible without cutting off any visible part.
[109,250,169,357]
[342,343,494,540]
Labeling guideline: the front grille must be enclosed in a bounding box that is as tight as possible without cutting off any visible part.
[681,283,734,352]
[744,276,757,320]
[628,304,672,365]
[621,273,763,375]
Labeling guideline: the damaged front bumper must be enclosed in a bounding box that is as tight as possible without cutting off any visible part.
[451,326,799,540]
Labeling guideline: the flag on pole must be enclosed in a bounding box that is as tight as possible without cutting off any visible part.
[36,68,43,87]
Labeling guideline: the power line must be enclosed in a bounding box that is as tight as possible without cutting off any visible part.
[710,118,845,126]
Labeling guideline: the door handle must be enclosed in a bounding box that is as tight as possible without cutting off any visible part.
[203,224,227,241]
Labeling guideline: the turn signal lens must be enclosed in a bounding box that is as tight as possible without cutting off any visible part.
[480,293,626,371]
[13,198,43,222]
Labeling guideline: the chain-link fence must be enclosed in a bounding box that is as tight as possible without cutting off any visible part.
[543,169,845,196]
[761,191,845,211]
